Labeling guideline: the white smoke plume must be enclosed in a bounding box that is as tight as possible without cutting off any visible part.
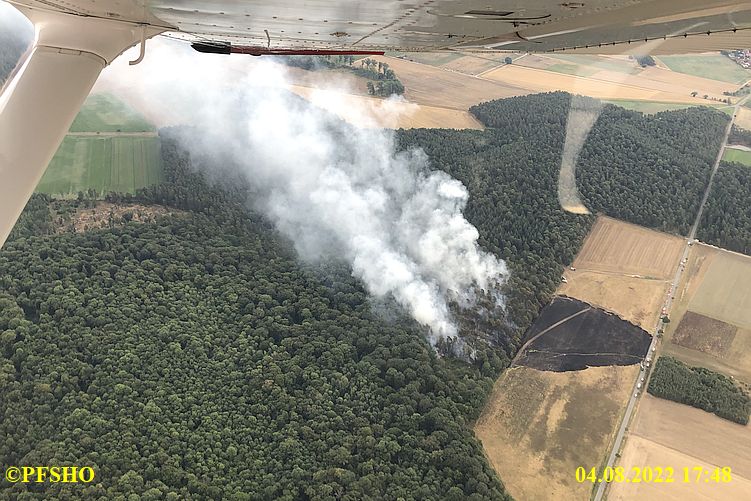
[96,39,508,343]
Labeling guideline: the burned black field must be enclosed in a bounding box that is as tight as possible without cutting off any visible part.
[515,297,652,372]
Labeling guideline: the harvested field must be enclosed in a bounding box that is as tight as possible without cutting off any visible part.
[572,216,685,279]
[663,244,751,383]
[689,251,751,329]
[372,56,527,109]
[515,297,651,371]
[474,365,638,501]
[630,395,751,478]
[735,107,751,130]
[608,435,751,501]
[558,270,668,331]
[288,86,483,130]
[483,64,713,103]
[440,54,507,76]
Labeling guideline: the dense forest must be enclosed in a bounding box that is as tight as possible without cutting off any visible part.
[399,94,594,343]
[471,93,730,235]
[647,356,750,424]
[1,135,512,500]
[698,160,751,254]
[1,87,738,498]
[727,124,751,147]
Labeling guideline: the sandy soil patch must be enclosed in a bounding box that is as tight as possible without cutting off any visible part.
[572,216,685,279]
[474,364,638,501]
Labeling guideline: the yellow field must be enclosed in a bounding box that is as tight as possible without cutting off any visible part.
[474,364,638,501]
[689,250,751,329]
[609,435,751,501]
[483,64,715,103]
[558,271,668,331]
[515,54,736,102]
[288,86,484,129]
[440,54,509,76]
[736,107,751,130]
[663,244,751,383]
[572,216,685,279]
[609,395,751,500]
[373,56,527,110]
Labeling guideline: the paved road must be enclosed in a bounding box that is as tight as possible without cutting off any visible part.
[593,95,748,501]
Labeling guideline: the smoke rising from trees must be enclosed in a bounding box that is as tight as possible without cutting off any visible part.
[98,40,508,343]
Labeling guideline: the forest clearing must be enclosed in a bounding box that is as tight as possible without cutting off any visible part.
[474,365,637,501]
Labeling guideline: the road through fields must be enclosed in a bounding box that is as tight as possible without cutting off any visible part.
[593,91,749,501]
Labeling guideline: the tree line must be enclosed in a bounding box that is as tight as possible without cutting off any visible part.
[698,160,751,254]
[648,356,750,424]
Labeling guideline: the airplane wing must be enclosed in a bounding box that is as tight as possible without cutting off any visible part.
[3,0,751,246]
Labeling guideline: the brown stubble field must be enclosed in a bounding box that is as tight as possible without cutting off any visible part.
[608,395,751,500]
[474,365,638,501]
[572,216,685,279]
[372,56,529,109]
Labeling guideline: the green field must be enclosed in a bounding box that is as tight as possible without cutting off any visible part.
[657,54,751,84]
[722,148,751,166]
[603,100,695,113]
[37,136,163,197]
[70,93,155,133]
[38,93,163,197]
[604,99,732,115]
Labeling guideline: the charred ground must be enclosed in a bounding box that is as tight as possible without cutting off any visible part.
[515,296,652,372]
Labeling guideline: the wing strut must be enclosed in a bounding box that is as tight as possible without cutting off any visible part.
[0,5,165,247]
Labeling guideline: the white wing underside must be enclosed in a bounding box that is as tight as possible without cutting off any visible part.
[3,0,751,247]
